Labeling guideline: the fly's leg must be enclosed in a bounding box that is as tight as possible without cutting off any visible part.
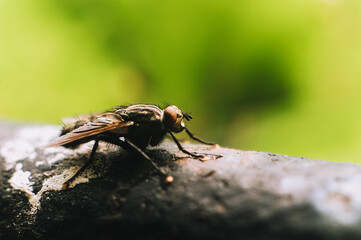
[184,127,215,145]
[104,137,171,181]
[63,137,100,189]
[124,139,168,177]
[63,135,172,189]
[63,135,120,189]
[168,131,205,159]
[121,138,173,183]
[168,131,221,161]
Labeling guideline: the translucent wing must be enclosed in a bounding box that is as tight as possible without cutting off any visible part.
[46,113,134,147]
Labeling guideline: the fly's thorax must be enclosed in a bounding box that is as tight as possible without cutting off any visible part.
[116,104,163,123]
[162,105,185,133]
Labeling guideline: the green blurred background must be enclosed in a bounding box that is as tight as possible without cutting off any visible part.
[1,0,361,163]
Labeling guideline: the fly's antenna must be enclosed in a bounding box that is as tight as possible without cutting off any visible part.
[183,112,193,121]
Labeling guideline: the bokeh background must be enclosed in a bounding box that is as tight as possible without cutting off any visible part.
[1,0,361,163]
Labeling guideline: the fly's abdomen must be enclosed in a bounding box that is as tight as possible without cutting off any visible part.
[60,120,87,136]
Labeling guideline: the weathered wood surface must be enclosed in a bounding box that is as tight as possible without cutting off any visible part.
[1,121,361,240]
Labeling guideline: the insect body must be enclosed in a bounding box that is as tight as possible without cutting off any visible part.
[46,104,216,188]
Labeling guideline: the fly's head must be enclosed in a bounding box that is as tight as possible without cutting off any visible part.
[163,105,192,133]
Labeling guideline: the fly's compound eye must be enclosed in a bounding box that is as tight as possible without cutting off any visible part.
[163,105,185,133]
[164,106,177,127]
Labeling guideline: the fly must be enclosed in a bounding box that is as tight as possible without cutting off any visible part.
[46,104,219,188]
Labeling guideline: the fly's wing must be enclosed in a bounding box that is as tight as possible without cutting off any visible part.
[46,113,134,148]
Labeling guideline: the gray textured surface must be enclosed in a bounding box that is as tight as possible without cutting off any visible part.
[1,122,361,239]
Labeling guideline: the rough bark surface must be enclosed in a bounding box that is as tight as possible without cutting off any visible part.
[1,121,361,240]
